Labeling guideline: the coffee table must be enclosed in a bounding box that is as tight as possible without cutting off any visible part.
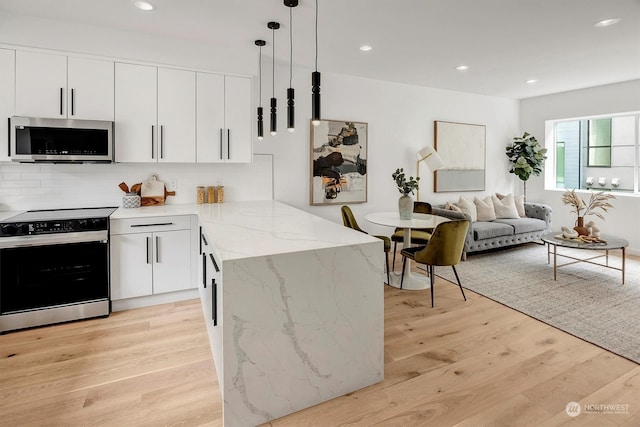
[540,232,628,284]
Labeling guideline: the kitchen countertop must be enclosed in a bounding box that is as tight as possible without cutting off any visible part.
[111,200,378,261]
[0,211,23,222]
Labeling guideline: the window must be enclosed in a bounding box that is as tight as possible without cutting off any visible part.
[547,112,640,194]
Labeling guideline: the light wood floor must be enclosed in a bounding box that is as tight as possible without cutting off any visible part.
[1,262,639,426]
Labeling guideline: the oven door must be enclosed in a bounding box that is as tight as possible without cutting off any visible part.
[0,231,110,331]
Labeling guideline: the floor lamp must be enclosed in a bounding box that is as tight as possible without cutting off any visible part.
[416,145,444,201]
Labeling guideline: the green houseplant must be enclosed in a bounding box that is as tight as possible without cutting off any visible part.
[392,168,419,219]
[505,132,547,200]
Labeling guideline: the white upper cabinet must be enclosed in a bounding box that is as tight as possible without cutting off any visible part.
[115,63,196,163]
[158,68,196,163]
[115,63,158,163]
[15,51,114,120]
[197,73,252,163]
[67,57,114,120]
[0,49,15,162]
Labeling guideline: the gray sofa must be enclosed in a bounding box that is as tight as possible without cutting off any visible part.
[432,202,552,258]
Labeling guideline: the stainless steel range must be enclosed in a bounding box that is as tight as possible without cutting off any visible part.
[0,207,117,333]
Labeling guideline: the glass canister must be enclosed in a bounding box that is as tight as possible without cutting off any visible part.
[207,186,216,203]
[196,186,205,204]
[217,186,224,203]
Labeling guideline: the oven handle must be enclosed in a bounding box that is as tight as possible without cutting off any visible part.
[0,230,108,249]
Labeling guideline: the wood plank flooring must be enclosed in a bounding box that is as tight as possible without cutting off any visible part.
[1,259,639,426]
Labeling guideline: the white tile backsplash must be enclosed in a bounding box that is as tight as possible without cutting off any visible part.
[0,154,273,210]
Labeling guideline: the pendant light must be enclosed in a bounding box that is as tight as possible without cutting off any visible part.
[284,0,298,132]
[268,21,280,136]
[255,39,266,141]
[311,0,321,126]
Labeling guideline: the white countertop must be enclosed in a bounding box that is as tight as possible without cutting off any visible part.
[0,211,23,221]
[112,201,379,261]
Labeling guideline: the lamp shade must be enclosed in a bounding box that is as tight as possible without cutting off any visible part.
[417,145,444,171]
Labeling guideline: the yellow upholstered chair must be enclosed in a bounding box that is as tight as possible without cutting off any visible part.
[341,205,391,285]
[400,219,470,307]
[391,201,433,269]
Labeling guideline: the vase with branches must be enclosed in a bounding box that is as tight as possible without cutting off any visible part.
[561,189,615,228]
[505,132,547,200]
[392,168,419,219]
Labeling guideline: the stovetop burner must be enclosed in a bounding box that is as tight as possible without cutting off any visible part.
[0,207,117,237]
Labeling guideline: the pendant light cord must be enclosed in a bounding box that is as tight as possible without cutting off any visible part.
[272,27,275,98]
[259,45,262,107]
[289,7,293,87]
[314,0,318,72]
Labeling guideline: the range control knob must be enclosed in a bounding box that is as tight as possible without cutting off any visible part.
[1,224,17,236]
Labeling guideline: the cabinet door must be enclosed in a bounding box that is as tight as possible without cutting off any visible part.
[196,72,225,163]
[0,49,15,162]
[110,233,154,300]
[224,76,252,163]
[114,63,157,163]
[158,68,196,163]
[67,57,114,120]
[152,229,192,294]
[15,51,67,119]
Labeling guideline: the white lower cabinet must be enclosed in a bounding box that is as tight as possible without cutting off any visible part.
[198,226,223,383]
[110,215,193,301]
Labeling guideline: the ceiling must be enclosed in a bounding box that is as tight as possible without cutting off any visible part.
[1,0,639,99]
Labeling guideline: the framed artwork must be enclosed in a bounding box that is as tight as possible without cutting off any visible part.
[434,120,486,192]
[310,119,368,205]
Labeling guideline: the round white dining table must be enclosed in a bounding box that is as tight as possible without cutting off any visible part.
[365,211,450,290]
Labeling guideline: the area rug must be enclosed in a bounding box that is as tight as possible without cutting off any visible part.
[438,243,640,364]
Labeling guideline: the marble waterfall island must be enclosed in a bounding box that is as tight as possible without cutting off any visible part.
[196,201,384,426]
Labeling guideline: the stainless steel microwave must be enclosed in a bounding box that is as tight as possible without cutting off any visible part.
[10,116,114,163]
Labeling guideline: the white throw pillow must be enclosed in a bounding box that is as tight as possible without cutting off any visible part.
[456,196,477,222]
[474,196,496,221]
[496,193,526,217]
[492,194,520,219]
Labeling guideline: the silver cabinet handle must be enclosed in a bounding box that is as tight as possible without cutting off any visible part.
[155,235,160,263]
[160,125,164,159]
[219,128,223,159]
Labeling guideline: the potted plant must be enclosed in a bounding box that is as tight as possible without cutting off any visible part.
[392,168,419,219]
[505,132,547,200]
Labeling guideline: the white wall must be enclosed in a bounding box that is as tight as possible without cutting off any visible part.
[1,12,521,237]
[520,80,640,253]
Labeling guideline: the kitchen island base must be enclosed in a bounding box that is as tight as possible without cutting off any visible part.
[205,242,384,426]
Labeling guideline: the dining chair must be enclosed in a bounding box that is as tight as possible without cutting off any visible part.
[391,201,433,270]
[400,219,470,307]
[341,205,391,285]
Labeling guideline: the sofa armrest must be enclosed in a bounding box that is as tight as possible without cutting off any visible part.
[524,202,552,232]
[432,206,468,222]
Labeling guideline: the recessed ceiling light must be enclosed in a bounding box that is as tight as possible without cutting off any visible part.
[594,17,621,27]
[455,65,469,71]
[134,1,154,11]
[525,79,537,84]
[359,45,372,52]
